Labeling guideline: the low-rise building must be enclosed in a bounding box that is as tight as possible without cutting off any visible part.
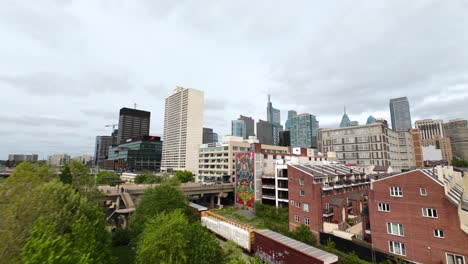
[48,154,71,167]
[368,166,468,263]
[287,164,371,239]
[107,136,162,172]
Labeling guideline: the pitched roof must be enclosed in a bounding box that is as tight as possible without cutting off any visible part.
[330,197,345,207]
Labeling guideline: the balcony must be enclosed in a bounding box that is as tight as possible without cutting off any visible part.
[262,195,276,200]
[347,203,353,209]
[323,183,333,191]
[323,208,334,217]
[262,184,275,190]
[334,182,344,189]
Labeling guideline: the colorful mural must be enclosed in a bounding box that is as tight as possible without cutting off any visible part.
[235,152,255,208]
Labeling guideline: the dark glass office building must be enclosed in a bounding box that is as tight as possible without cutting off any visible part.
[108,136,162,172]
[389,97,412,132]
[117,107,151,144]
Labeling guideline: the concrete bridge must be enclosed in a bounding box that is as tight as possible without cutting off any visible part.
[99,182,235,227]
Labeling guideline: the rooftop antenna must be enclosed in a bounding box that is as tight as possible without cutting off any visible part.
[134,103,137,109]
[268,94,271,103]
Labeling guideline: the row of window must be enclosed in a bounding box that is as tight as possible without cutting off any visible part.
[378,202,438,218]
[294,215,310,226]
[290,200,309,212]
[389,186,427,197]
[388,241,464,264]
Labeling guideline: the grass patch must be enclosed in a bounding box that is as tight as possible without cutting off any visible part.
[111,245,135,264]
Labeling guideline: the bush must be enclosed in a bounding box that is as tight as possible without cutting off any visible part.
[112,229,132,247]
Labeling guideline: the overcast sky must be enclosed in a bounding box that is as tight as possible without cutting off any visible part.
[1,0,467,159]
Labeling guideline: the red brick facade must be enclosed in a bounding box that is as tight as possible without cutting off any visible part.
[288,165,370,238]
[368,170,468,263]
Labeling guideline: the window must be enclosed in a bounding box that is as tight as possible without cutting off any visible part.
[300,190,305,196]
[387,222,404,236]
[290,200,295,205]
[378,203,390,212]
[447,253,465,264]
[295,202,301,208]
[420,188,427,196]
[300,178,305,185]
[422,208,438,218]
[294,215,300,222]
[264,154,268,159]
[389,187,403,197]
[303,203,310,212]
[434,229,444,238]
[304,217,310,226]
[389,241,406,256]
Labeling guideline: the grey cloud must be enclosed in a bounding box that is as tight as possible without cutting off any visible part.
[0,115,85,128]
[81,109,117,120]
[0,71,133,97]
[205,98,225,111]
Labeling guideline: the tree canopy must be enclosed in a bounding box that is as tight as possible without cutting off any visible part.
[0,162,111,264]
[130,183,188,236]
[290,224,316,246]
[95,171,121,185]
[136,210,224,264]
[174,170,195,183]
[452,158,468,167]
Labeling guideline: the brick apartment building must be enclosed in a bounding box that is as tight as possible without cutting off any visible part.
[368,166,468,263]
[287,164,371,238]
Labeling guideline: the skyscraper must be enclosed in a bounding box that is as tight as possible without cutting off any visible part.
[238,115,255,138]
[231,120,246,138]
[203,127,216,144]
[94,135,112,166]
[117,107,151,144]
[256,120,273,145]
[389,97,412,132]
[289,113,319,148]
[285,110,297,130]
[267,94,281,125]
[339,107,351,128]
[266,95,283,145]
[161,87,204,173]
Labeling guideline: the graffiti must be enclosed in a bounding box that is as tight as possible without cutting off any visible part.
[235,152,255,208]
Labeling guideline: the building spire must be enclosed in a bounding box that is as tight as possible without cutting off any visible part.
[268,94,271,103]
[344,105,346,114]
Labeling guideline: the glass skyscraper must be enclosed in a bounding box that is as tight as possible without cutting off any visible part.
[231,120,246,139]
[289,113,319,148]
[266,95,283,145]
[389,97,412,132]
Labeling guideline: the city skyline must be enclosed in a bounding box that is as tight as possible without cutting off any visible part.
[1,1,468,158]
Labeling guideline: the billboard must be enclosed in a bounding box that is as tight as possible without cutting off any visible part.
[235,152,255,208]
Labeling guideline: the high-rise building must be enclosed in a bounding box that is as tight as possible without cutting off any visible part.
[203,127,216,144]
[117,107,151,144]
[398,131,416,170]
[444,119,468,161]
[238,115,255,138]
[94,135,112,166]
[410,128,424,167]
[266,95,283,145]
[389,97,412,132]
[320,122,407,171]
[161,87,204,173]
[279,130,291,147]
[231,120,246,139]
[339,107,351,128]
[267,95,281,125]
[416,119,453,162]
[213,133,218,143]
[285,110,297,130]
[289,113,319,148]
[256,120,273,145]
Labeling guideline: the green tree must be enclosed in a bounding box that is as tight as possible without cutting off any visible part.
[59,163,72,185]
[95,171,121,185]
[223,240,243,262]
[187,222,224,264]
[174,170,194,183]
[130,183,188,236]
[136,210,189,264]
[134,171,164,184]
[452,158,468,167]
[290,224,316,246]
[69,160,94,191]
[0,163,111,264]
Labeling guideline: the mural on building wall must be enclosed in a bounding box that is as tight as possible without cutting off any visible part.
[235,152,255,208]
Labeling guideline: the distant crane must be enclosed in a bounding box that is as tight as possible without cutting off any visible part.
[105,124,118,133]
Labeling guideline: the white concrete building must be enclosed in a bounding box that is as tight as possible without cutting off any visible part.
[48,154,71,167]
[161,87,204,174]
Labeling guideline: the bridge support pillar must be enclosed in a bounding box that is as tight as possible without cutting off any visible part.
[217,193,223,209]
[210,194,215,208]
